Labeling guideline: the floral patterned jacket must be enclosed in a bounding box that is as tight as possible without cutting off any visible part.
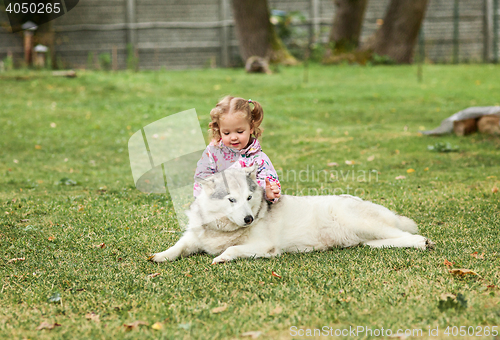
[193,138,281,203]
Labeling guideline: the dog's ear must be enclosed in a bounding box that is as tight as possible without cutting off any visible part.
[244,163,258,181]
[195,176,215,193]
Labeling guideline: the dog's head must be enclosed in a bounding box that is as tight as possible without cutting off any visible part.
[194,164,265,229]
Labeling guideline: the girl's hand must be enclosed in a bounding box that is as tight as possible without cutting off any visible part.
[265,178,281,200]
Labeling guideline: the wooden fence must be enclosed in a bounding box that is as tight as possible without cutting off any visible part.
[0,0,499,69]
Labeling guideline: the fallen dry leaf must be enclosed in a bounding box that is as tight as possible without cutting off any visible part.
[471,252,485,259]
[241,331,262,339]
[185,273,192,277]
[270,306,282,315]
[48,236,55,241]
[327,162,338,167]
[78,205,85,212]
[449,268,479,277]
[395,175,406,180]
[148,273,161,278]
[444,259,454,267]
[123,321,148,330]
[345,160,355,165]
[271,271,281,279]
[492,186,498,194]
[85,312,100,323]
[367,155,375,162]
[151,322,163,330]
[406,168,415,173]
[7,257,25,264]
[36,322,61,330]
[211,303,228,314]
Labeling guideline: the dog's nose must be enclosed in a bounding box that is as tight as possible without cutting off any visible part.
[244,215,253,224]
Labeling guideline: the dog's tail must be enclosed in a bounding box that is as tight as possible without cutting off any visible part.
[397,216,418,234]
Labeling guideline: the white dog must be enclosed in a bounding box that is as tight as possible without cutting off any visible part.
[151,165,435,264]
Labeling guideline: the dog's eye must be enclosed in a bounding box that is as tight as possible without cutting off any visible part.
[228,198,236,203]
[247,195,252,201]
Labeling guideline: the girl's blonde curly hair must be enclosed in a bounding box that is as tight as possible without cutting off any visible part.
[208,96,264,142]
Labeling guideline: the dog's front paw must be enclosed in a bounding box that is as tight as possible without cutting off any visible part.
[212,254,232,264]
[149,249,179,262]
[149,253,166,263]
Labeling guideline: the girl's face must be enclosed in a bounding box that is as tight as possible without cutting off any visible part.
[219,112,254,150]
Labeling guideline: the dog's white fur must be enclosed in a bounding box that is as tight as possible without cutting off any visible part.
[151,165,434,264]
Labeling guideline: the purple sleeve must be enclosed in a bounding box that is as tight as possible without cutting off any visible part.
[193,146,216,197]
[255,153,281,203]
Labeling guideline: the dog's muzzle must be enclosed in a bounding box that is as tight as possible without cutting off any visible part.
[244,215,254,225]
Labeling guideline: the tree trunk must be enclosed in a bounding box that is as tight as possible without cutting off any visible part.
[366,0,428,63]
[231,0,270,61]
[231,0,297,67]
[328,0,368,53]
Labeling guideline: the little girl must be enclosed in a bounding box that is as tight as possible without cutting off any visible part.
[194,96,281,203]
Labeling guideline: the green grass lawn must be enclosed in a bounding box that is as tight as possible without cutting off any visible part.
[1,64,499,339]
